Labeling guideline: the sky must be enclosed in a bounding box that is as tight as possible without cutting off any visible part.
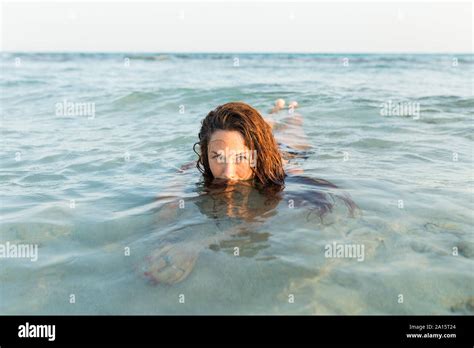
[1,0,472,53]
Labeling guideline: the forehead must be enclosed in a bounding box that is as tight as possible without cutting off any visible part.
[208,130,248,150]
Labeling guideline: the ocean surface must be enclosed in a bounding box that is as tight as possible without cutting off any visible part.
[0,53,473,314]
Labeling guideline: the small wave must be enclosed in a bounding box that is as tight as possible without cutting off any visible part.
[1,79,48,87]
[18,173,68,183]
[450,128,474,140]
[349,138,399,149]
[112,91,160,105]
[416,95,474,110]
[127,54,170,61]
[401,153,435,163]
[418,115,468,125]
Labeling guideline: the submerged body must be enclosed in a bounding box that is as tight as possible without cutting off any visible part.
[143,100,358,285]
[143,175,358,284]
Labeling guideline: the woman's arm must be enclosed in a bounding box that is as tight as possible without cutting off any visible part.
[143,220,257,285]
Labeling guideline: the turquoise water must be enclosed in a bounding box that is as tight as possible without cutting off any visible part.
[0,53,473,314]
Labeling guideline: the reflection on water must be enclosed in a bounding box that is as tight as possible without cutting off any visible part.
[142,176,358,285]
[1,53,472,314]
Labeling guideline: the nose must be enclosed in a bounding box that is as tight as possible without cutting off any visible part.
[221,161,237,180]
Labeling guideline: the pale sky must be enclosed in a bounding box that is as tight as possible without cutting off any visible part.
[1,1,472,53]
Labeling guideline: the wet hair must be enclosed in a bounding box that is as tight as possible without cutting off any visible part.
[193,101,359,220]
[194,102,286,191]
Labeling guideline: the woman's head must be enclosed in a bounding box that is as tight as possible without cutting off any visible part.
[194,102,286,188]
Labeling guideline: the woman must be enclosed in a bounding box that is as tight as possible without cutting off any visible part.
[142,101,358,284]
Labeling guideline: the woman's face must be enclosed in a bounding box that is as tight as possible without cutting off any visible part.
[208,130,255,182]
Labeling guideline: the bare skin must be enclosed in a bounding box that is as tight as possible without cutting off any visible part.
[207,130,255,181]
[143,222,258,284]
[144,242,199,284]
[265,100,310,174]
[142,100,312,285]
[269,99,298,114]
[143,182,269,285]
[265,100,311,152]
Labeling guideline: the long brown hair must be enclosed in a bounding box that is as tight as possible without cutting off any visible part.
[194,102,286,190]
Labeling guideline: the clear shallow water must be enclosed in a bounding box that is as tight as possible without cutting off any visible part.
[0,53,473,314]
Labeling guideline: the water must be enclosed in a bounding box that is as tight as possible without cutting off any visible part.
[0,53,473,314]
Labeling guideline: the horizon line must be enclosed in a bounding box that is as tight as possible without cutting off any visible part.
[2,51,472,55]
